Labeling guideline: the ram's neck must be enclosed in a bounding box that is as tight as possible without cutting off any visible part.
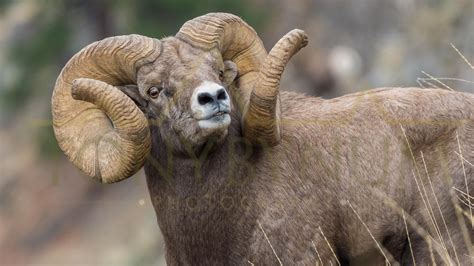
[144,122,260,263]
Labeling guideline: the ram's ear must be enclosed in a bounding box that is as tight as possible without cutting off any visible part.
[223,60,238,86]
[118,85,148,112]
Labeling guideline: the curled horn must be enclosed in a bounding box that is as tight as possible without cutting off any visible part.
[52,35,161,183]
[243,30,308,146]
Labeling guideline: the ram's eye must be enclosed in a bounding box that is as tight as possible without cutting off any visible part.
[147,87,161,98]
[218,70,224,81]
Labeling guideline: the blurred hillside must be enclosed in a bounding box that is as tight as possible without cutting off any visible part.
[0,0,473,265]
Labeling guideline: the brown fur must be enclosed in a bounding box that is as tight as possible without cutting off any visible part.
[123,37,474,265]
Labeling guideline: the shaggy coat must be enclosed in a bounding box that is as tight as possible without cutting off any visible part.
[146,86,474,265]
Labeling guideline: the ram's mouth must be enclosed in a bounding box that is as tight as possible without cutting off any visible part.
[199,109,230,121]
[198,110,231,129]
[212,111,227,118]
[206,111,230,122]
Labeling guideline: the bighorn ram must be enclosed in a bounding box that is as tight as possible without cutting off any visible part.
[52,13,474,265]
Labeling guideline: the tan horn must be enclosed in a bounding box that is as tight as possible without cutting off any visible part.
[52,35,161,183]
[242,29,308,146]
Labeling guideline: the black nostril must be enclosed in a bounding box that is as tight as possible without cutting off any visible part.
[217,89,227,100]
[198,93,214,105]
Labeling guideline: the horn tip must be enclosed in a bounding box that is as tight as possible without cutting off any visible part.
[291,29,309,47]
[71,78,90,100]
[71,79,81,100]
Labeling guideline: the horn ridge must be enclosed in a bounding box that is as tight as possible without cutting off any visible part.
[52,35,159,182]
[243,29,308,146]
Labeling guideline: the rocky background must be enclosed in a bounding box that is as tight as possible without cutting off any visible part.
[0,0,473,265]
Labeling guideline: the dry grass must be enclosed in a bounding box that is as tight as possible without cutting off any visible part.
[417,43,473,92]
[402,210,416,265]
[401,125,450,258]
[345,200,395,265]
[389,44,474,265]
[311,240,324,266]
[419,70,455,91]
[421,151,461,265]
[318,226,341,266]
[258,221,283,265]
[456,131,472,227]
[450,43,474,70]
[328,46,474,263]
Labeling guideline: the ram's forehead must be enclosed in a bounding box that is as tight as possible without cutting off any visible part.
[136,39,225,90]
[179,47,221,66]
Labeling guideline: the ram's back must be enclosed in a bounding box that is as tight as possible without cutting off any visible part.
[248,88,474,263]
